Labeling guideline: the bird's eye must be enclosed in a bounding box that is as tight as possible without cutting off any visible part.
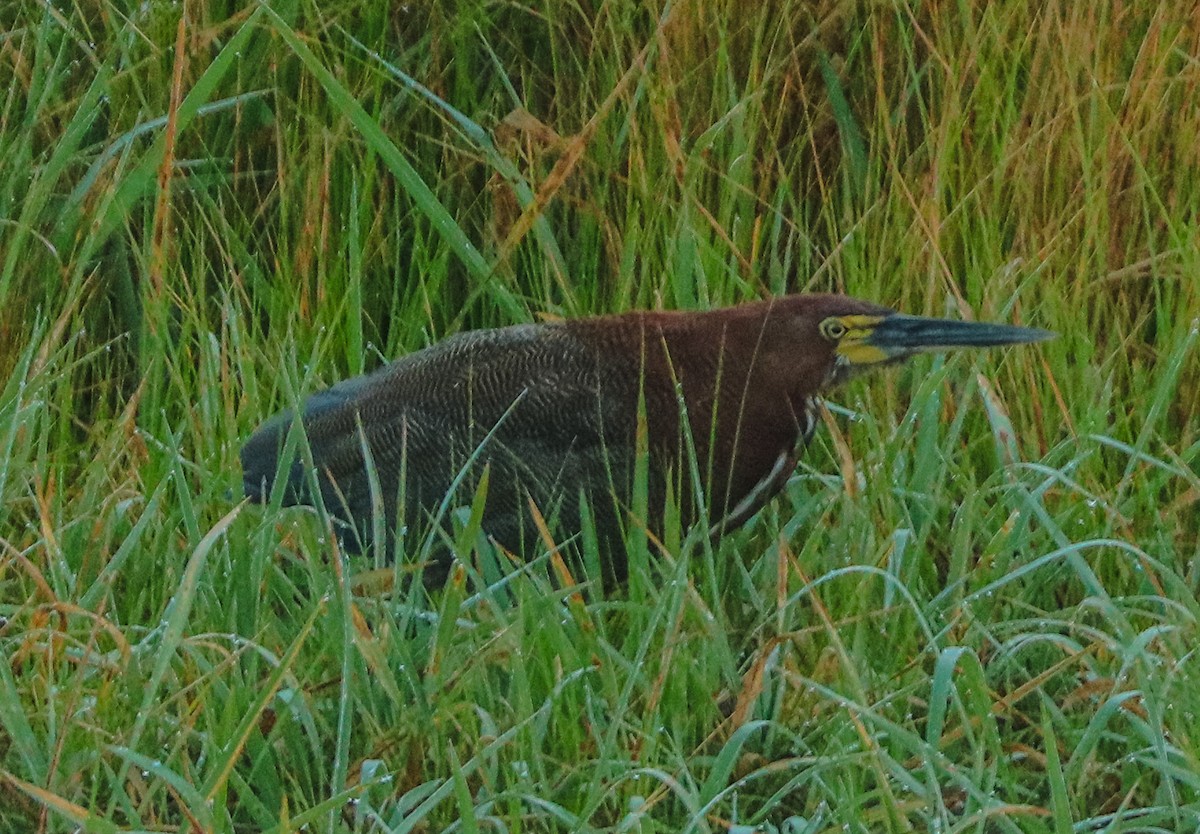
[820,318,847,341]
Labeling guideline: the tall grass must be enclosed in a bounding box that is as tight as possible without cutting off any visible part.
[1,0,1198,830]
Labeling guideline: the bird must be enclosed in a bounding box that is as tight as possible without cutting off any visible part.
[241,293,1051,584]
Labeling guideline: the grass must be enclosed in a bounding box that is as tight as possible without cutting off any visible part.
[2,0,1199,830]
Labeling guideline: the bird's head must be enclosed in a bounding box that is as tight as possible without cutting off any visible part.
[760,294,1053,390]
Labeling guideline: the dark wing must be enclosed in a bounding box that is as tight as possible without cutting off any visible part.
[240,323,636,550]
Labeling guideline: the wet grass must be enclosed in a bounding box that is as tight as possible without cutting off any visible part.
[1,0,1199,831]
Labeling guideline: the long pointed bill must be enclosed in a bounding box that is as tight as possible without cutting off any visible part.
[868,314,1053,357]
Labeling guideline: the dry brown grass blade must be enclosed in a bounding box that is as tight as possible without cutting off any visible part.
[496,107,565,150]
[148,11,189,301]
[494,7,677,267]
[2,771,100,829]
[729,634,785,730]
[819,399,859,498]
[526,496,589,616]
[0,537,56,605]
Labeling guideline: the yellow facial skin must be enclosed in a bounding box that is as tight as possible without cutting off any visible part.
[823,315,891,366]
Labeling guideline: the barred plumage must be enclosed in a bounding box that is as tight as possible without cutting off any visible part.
[241,293,1050,584]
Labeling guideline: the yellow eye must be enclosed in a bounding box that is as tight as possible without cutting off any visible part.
[820,318,847,341]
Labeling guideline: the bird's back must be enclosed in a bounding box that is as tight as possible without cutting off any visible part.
[241,321,648,560]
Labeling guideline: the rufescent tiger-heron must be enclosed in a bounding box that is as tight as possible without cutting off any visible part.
[241,294,1051,584]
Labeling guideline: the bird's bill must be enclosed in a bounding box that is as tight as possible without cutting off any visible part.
[871,313,1053,351]
[836,313,1053,365]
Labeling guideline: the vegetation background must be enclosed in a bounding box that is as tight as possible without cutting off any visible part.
[2,0,1198,830]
